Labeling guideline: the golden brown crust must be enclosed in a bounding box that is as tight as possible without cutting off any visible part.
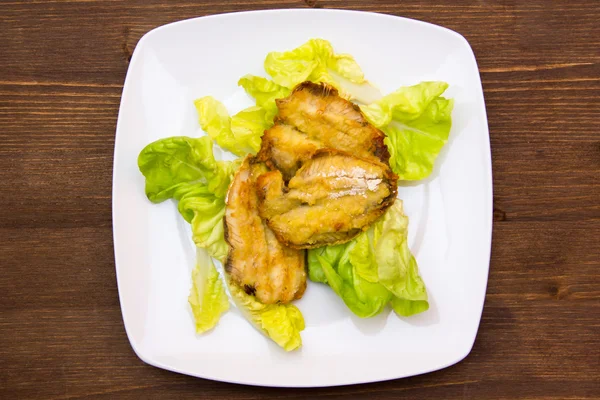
[224,156,306,304]
[256,149,398,249]
[285,82,389,163]
[258,81,390,181]
[284,80,339,99]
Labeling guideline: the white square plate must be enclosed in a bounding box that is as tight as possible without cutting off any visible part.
[113,9,492,387]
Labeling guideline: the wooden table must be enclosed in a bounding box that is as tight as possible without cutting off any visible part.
[1,1,598,399]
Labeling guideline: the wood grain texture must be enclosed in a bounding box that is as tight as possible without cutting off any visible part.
[0,0,598,399]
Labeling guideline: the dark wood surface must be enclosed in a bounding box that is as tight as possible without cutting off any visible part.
[1,1,599,399]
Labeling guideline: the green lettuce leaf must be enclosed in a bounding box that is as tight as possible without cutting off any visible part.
[308,243,392,318]
[137,135,237,260]
[349,231,378,283]
[391,296,429,317]
[361,81,453,180]
[237,39,384,126]
[373,202,429,316]
[261,38,382,103]
[227,278,305,351]
[138,136,233,202]
[308,201,428,318]
[139,137,238,332]
[238,75,291,122]
[177,186,228,261]
[188,249,230,333]
[194,97,270,156]
[265,38,365,89]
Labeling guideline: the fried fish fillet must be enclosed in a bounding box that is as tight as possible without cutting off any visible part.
[257,150,398,249]
[258,81,389,180]
[224,156,306,304]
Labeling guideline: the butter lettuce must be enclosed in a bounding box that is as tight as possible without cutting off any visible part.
[178,186,228,261]
[238,75,291,121]
[350,232,378,283]
[238,39,380,104]
[373,202,429,316]
[264,38,366,90]
[138,136,233,202]
[138,135,236,260]
[309,246,392,318]
[361,82,453,180]
[194,97,270,157]
[189,249,230,333]
[308,201,428,318]
[227,277,305,351]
